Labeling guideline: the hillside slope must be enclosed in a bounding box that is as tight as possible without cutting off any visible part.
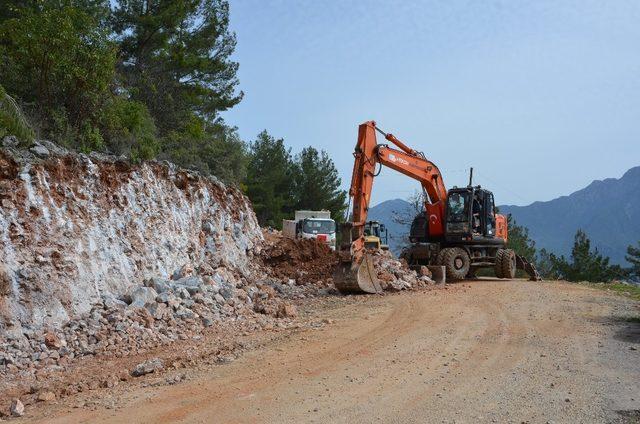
[0,138,262,330]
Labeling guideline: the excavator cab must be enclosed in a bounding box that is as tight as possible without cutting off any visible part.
[444,187,499,243]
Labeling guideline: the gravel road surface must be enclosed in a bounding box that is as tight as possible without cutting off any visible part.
[24,279,640,423]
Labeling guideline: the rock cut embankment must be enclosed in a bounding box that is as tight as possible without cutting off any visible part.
[0,138,262,332]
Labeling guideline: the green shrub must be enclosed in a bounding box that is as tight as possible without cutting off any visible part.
[0,5,116,144]
[101,97,158,160]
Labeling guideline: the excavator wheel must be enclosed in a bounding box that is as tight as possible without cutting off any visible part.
[494,250,505,278]
[495,249,516,279]
[439,247,470,281]
[333,253,382,294]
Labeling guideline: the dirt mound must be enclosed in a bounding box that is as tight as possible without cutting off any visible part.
[260,231,338,285]
[258,231,434,292]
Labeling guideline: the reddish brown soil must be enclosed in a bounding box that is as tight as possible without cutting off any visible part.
[0,152,18,179]
[260,232,338,284]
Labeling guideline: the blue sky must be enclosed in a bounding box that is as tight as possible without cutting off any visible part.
[222,0,640,206]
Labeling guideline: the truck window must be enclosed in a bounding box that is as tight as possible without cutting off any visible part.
[302,219,335,234]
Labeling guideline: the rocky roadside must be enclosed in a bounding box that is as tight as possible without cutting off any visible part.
[0,235,439,419]
[0,268,326,418]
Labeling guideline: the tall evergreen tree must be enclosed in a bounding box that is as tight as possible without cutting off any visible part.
[506,215,537,263]
[569,230,611,281]
[245,131,295,228]
[626,241,640,279]
[110,0,242,133]
[292,147,348,222]
[548,229,624,282]
[536,248,562,280]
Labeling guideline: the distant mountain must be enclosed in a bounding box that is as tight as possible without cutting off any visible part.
[368,166,640,265]
[501,166,640,265]
[368,198,414,255]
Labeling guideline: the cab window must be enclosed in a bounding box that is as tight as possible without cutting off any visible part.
[447,192,469,223]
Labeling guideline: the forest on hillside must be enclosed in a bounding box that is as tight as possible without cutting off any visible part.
[0,0,346,227]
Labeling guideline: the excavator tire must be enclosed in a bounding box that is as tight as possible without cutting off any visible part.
[494,249,506,278]
[495,249,516,279]
[439,247,470,281]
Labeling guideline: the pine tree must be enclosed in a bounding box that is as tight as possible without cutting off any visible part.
[550,229,623,282]
[110,0,242,133]
[626,242,640,279]
[506,215,537,263]
[292,147,347,222]
[245,131,296,228]
[536,248,563,279]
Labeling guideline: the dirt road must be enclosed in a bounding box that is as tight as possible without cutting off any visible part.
[26,280,640,423]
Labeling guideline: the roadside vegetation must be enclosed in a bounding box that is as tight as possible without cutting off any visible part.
[0,0,347,228]
[536,230,636,282]
[582,282,640,301]
[511,220,639,284]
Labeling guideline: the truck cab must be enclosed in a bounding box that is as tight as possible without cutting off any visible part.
[297,217,336,250]
[283,210,337,250]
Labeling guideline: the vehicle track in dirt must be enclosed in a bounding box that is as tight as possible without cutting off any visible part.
[24,279,640,423]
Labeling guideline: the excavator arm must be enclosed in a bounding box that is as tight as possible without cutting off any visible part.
[334,121,449,293]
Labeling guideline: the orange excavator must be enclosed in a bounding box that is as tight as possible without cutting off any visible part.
[334,121,540,294]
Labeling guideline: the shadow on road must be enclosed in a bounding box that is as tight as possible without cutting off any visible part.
[610,316,640,344]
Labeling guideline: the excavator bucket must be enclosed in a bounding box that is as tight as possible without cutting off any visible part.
[333,253,382,294]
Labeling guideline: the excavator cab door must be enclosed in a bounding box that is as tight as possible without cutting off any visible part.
[484,192,497,237]
[444,190,472,238]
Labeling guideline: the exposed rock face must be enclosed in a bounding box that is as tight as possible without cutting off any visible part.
[0,139,262,331]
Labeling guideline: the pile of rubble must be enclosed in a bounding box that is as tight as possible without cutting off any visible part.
[372,249,435,291]
[0,263,304,376]
[260,231,434,292]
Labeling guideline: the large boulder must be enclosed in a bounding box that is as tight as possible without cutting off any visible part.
[125,287,158,309]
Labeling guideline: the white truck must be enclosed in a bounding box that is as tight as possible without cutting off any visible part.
[282,210,337,250]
